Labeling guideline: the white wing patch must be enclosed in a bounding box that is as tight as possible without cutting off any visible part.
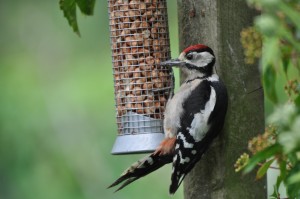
[177,132,194,148]
[189,86,217,142]
[178,151,190,164]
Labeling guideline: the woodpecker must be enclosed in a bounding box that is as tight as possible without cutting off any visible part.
[108,44,228,194]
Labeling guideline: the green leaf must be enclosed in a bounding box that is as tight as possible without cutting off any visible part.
[76,0,95,15]
[281,45,291,76]
[243,144,281,174]
[280,27,300,53]
[282,59,289,77]
[288,153,298,166]
[60,0,80,36]
[270,173,284,198]
[276,174,284,193]
[260,0,280,8]
[270,184,280,199]
[256,158,275,179]
[269,162,286,198]
[288,171,300,185]
[255,15,279,37]
[263,65,278,103]
[280,2,300,31]
[279,159,287,180]
[295,95,300,108]
[261,38,280,69]
[286,161,300,197]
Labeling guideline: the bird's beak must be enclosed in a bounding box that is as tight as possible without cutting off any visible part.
[160,59,186,68]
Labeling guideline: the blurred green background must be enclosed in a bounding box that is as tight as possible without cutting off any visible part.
[0,1,182,199]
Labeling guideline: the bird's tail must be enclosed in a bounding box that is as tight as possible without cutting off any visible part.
[169,139,211,194]
[108,153,172,192]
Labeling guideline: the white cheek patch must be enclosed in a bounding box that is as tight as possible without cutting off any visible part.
[187,51,214,68]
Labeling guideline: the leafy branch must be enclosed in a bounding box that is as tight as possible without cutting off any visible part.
[236,0,300,198]
[59,0,96,36]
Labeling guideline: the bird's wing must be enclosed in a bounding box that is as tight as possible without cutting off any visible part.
[108,153,173,192]
[169,79,227,194]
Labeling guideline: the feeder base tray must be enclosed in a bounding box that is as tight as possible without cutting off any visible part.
[111,133,165,155]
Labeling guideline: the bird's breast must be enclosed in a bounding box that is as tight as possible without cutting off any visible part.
[163,79,203,138]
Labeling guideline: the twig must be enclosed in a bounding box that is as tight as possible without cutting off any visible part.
[257,162,279,170]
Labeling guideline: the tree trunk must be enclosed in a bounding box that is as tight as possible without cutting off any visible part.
[177,0,267,198]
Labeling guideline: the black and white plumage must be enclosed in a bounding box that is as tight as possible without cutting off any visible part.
[108,44,228,194]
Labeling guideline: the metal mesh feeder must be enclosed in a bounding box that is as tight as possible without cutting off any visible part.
[108,0,173,154]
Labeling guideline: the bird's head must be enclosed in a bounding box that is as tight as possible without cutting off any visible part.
[161,44,216,79]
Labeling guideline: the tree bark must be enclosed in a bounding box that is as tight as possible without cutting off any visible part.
[177,0,267,198]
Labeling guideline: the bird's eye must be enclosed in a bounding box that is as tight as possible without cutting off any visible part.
[186,53,193,60]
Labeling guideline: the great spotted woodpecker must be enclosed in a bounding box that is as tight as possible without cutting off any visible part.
[108,44,228,194]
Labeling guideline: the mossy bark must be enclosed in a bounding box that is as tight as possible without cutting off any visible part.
[177,0,267,198]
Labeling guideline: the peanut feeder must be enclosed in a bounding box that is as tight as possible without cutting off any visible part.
[108,0,173,154]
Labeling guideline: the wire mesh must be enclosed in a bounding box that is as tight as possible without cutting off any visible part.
[108,0,173,136]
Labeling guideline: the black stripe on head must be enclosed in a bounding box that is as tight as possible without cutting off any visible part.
[185,62,214,76]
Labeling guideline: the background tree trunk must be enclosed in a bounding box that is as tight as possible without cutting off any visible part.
[177,0,267,198]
